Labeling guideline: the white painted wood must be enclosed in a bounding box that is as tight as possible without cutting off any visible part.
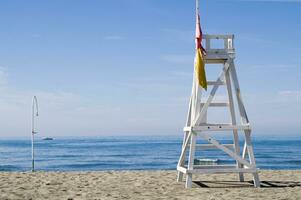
[230,61,260,186]
[184,124,251,132]
[177,132,192,169]
[177,166,188,174]
[244,130,261,187]
[190,144,234,150]
[176,34,260,188]
[194,61,230,126]
[204,34,234,40]
[200,102,229,107]
[229,62,249,124]
[187,168,257,174]
[194,131,252,168]
[205,38,211,50]
[225,67,244,182]
[207,81,226,86]
[186,134,197,188]
[177,97,193,182]
[205,59,228,64]
[242,142,248,161]
[194,165,237,169]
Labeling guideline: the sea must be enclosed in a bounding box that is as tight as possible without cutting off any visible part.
[0,136,301,172]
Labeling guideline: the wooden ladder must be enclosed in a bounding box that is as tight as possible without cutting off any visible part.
[176,34,260,188]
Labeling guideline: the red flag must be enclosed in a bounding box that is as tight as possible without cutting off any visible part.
[194,13,207,90]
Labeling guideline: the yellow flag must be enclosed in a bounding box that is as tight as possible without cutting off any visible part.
[195,48,207,90]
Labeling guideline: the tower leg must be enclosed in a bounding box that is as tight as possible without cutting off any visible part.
[185,133,196,188]
[177,131,189,182]
[177,98,193,182]
[233,131,244,182]
[225,65,244,182]
[253,173,261,188]
[244,130,260,188]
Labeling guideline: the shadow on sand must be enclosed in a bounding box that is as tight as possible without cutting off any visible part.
[193,180,301,188]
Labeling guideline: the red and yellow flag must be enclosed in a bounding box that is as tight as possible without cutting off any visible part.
[195,14,207,90]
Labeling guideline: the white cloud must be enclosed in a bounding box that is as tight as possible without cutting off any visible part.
[0,67,189,137]
[278,90,301,100]
[279,90,301,95]
[0,67,8,86]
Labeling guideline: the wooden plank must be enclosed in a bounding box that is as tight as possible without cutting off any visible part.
[204,34,234,40]
[201,102,229,107]
[186,134,197,188]
[206,49,231,53]
[242,142,248,161]
[207,81,226,86]
[177,132,192,171]
[187,168,257,174]
[184,125,251,132]
[229,62,249,124]
[224,38,229,50]
[205,38,211,50]
[205,53,231,61]
[177,166,187,174]
[193,165,237,169]
[190,144,234,150]
[177,97,193,182]
[244,130,257,168]
[205,59,227,64]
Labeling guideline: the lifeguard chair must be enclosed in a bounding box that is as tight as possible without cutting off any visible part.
[176,34,261,188]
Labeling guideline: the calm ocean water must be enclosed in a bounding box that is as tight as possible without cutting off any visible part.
[0,136,301,171]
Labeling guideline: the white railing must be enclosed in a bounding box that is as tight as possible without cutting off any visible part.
[204,34,235,53]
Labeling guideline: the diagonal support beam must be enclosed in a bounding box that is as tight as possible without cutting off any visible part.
[193,131,253,168]
[229,61,249,124]
[177,97,193,182]
[177,131,192,168]
[194,61,230,126]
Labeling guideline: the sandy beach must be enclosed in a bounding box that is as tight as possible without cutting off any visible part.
[0,170,300,200]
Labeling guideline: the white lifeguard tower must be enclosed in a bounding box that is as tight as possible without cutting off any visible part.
[176,34,261,188]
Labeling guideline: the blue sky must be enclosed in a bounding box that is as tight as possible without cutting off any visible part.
[0,0,300,137]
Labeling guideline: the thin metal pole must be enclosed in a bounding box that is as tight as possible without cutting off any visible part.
[31,96,39,172]
[31,129,34,172]
[196,0,199,15]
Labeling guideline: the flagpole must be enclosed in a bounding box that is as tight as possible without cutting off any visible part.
[196,0,199,16]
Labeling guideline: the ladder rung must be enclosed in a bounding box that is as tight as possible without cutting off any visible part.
[207,81,226,86]
[184,124,251,132]
[187,168,257,174]
[201,102,229,107]
[194,144,234,150]
[177,166,258,174]
[193,165,237,169]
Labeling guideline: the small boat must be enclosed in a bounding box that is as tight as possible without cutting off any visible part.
[42,137,54,141]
